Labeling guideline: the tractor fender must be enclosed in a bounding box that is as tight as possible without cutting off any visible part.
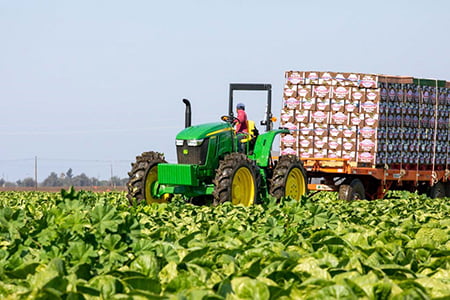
[249,129,289,168]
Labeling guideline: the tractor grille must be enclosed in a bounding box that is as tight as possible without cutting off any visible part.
[177,139,209,165]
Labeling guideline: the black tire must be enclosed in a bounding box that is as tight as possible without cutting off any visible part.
[126,151,170,205]
[445,182,450,198]
[212,153,258,206]
[339,178,365,201]
[269,155,308,201]
[429,182,446,199]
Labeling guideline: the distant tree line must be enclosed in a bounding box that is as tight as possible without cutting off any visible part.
[0,168,127,187]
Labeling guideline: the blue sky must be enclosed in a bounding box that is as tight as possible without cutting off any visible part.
[1,0,449,182]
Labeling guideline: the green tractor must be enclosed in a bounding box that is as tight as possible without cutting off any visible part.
[127,83,308,206]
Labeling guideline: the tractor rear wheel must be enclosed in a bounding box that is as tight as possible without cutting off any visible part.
[213,153,258,206]
[269,155,308,201]
[126,151,171,205]
[339,178,365,201]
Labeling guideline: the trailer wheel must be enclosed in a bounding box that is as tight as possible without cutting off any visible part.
[429,182,446,199]
[269,155,308,201]
[127,151,171,205]
[213,153,258,206]
[339,179,365,201]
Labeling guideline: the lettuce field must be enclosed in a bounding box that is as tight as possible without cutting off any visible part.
[0,189,449,299]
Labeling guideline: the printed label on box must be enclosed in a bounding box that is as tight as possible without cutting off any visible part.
[281,109,294,122]
[295,111,309,123]
[334,86,350,99]
[360,101,378,113]
[360,127,376,139]
[285,97,299,109]
[281,134,296,147]
[359,139,376,151]
[345,101,359,113]
[331,112,348,124]
[288,72,304,84]
[314,86,330,98]
[311,111,329,123]
[281,147,297,156]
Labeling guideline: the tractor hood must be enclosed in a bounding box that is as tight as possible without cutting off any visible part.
[176,122,232,140]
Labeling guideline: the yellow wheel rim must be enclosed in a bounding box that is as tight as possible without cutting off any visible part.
[285,167,306,200]
[144,166,169,204]
[231,167,255,206]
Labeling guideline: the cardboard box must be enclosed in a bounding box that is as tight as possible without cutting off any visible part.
[311,111,329,124]
[330,99,345,112]
[359,74,378,88]
[284,97,300,110]
[281,121,298,132]
[297,85,312,98]
[360,100,379,114]
[313,85,331,98]
[286,71,305,85]
[346,73,361,86]
[313,149,328,158]
[329,125,344,138]
[349,113,363,126]
[358,151,376,164]
[351,88,366,101]
[314,136,328,149]
[342,150,357,161]
[301,98,316,111]
[328,137,342,151]
[359,126,377,139]
[299,136,313,148]
[333,73,346,86]
[342,138,357,151]
[327,149,342,159]
[305,71,320,85]
[344,100,359,113]
[280,108,294,123]
[316,98,330,111]
[281,147,298,156]
[342,126,358,139]
[299,123,314,136]
[365,89,380,103]
[295,111,309,123]
[358,138,376,152]
[281,134,297,148]
[330,112,349,125]
[333,86,351,100]
[314,123,328,137]
[283,84,297,98]
[364,113,379,127]
[299,148,313,159]
[319,71,334,85]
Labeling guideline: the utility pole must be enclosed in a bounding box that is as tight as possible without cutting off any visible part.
[110,163,114,187]
[34,156,38,190]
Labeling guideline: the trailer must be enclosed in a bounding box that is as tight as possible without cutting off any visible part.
[279,70,450,200]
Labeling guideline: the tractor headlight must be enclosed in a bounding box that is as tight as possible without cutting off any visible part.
[187,139,204,146]
[175,139,184,146]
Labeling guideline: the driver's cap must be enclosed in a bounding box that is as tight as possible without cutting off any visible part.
[236,103,245,110]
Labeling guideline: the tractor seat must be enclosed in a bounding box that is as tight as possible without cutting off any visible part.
[240,120,258,143]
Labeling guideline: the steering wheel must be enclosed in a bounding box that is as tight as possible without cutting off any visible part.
[221,115,238,124]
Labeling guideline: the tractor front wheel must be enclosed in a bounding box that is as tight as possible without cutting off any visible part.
[269,155,308,201]
[213,153,258,206]
[127,151,171,205]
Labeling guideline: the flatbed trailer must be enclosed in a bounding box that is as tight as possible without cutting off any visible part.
[303,157,450,200]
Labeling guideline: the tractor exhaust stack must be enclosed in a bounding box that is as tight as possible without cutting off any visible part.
[182,98,191,128]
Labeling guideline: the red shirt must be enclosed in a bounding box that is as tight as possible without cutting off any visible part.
[236,109,248,133]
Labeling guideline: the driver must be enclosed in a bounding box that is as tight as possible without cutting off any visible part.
[235,103,248,134]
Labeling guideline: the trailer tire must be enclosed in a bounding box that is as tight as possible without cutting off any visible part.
[429,182,446,199]
[213,153,258,206]
[127,151,171,205]
[269,155,308,201]
[339,179,365,201]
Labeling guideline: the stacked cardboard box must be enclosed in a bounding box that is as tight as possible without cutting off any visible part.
[279,71,450,169]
